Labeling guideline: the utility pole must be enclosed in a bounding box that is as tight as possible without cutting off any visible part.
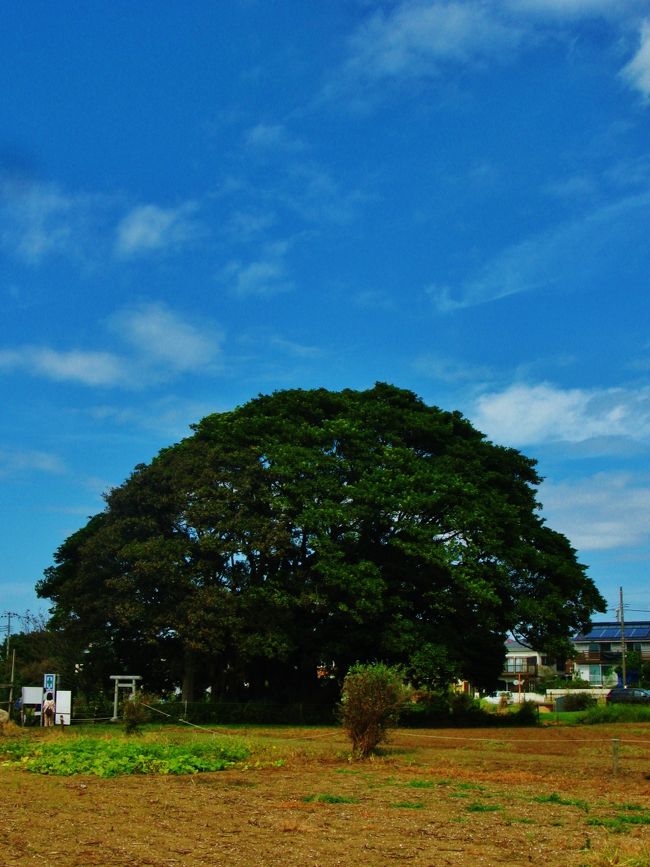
[8,648,16,717]
[2,611,20,660]
[618,587,627,688]
[1,612,20,720]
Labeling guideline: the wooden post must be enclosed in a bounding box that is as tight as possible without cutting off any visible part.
[8,649,15,718]
[612,738,620,775]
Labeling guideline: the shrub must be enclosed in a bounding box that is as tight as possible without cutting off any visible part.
[339,663,408,758]
[512,700,539,726]
[581,703,650,725]
[122,693,154,734]
[561,692,596,712]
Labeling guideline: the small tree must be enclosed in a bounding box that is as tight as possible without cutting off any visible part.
[122,693,152,735]
[339,663,408,758]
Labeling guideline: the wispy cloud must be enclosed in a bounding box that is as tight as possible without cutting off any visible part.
[222,241,294,296]
[336,1,522,94]
[505,0,647,21]
[621,20,650,101]
[83,395,217,438]
[109,302,221,373]
[0,302,222,388]
[414,353,493,384]
[541,472,650,551]
[268,335,323,359]
[352,289,397,311]
[0,347,128,386]
[0,180,103,265]
[245,123,305,153]
[331,1,649,106]
[471,382,650,447]
[1,178,205,266]
[0,448,66,477]
[115,202,202,257]
[427,190,650,312]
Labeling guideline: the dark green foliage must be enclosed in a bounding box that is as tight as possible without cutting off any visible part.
[339,663,408,757]
[37,384,605,700]
[560,692,596,712]
[580,703,650,724]
[139,700,335,726]
[536,674,590,691]
[512,700,540,725]
[401,693,539,727]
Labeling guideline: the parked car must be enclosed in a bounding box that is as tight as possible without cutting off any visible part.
[606,687,650,704]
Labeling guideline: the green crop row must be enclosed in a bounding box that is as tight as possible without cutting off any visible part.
[0,735,249,777]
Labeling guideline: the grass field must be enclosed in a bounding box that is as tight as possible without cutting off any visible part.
[1,721,650,866]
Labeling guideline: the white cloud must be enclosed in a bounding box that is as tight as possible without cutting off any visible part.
[0,448,66,477]
[471,382,650,447]
[333,0,650,108]
[0,303,222,388]
[342,1,522,88]
[115,202,201,257]
[227,209,276,240]
[427,190,650,311]
[506,0,646,20]
[353,289,397,311]
[109,303,220,373]
[0,346,127,386]
[541,473,650,551]
[414,353,493,384]
[245,123,304,152]
[268,336,323,358]
[223,241,295,297]
[85,395,217,438]
[0,180,100,265]
[1,181,205,265]
[227,259,293,296]
[621,20,650,100]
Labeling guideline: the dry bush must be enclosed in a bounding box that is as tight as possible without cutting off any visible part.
[339,663,408,758]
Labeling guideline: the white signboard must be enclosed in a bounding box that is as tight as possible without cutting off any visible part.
[53,691,72,725]
[22,686,43,705]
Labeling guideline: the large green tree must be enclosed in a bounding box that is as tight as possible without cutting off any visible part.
[38,384,605,700]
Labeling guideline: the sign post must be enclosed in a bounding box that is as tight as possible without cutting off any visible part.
[42,673,57,727]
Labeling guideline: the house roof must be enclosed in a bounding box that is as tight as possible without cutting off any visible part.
[504,639,535,652]
[573,621,650,642]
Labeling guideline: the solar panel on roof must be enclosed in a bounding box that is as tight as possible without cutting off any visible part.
[627,626,650,639]
[574,622,650,641]
[589,627,619,639]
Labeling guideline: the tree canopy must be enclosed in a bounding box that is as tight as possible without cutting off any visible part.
[38,383,605,700]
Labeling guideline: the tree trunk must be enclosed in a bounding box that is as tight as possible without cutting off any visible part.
[181,648,195,702]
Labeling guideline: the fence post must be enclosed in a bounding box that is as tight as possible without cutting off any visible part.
[612,738,620,775]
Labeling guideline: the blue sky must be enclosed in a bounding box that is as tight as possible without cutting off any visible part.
[2,1,650,628]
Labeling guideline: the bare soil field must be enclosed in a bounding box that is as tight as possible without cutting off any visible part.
[1,723,650,866]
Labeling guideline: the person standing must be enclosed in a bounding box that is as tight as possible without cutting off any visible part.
[42,692,55,728]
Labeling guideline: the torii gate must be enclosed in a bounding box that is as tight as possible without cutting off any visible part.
[110,675,142,721]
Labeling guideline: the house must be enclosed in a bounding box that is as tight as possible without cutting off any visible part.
[571,621,650,686]
[500,639,562,691]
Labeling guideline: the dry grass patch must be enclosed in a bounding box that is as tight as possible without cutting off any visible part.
[1,723,649,865]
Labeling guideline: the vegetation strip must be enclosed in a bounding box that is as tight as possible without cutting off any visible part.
[0,735,249,777]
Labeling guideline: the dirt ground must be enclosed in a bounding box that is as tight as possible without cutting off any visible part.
[1,723,650,866]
